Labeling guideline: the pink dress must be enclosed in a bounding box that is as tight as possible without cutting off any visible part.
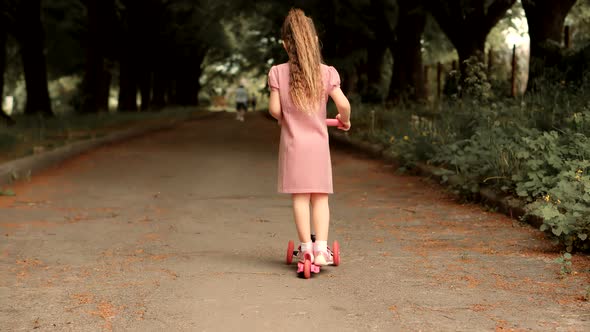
[268,63,341,194]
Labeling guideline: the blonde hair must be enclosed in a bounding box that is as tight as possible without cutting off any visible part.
[281,9,323,113]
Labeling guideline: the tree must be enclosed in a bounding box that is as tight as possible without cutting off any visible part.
[522,0,578,88]
[42,0,86,80]
[166,1,225,106]
[1,1,15,124]
[425,0,516,76]
[113,0,232,111]
[221,0,394,99]
[388,0,426,103]
[80,0,115,113]
[363,0,398,102]
[16,0,53,116]
[292,0,373,95]
[0,26,14,125]
[116,0,141,112]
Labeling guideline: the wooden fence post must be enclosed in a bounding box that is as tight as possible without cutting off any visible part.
[487,48,493,75]
[424,65,430,99]
[511,44,517,97]
[370,109,375,135]
[437,62,442,101]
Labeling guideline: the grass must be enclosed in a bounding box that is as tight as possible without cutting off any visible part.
[0,107,204,164]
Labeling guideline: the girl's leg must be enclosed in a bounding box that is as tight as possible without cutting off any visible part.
[292,193,312,243]
[310,193,330,241]
[311,193,331,265]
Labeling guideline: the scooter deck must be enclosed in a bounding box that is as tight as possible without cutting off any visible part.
[297,261,321,274]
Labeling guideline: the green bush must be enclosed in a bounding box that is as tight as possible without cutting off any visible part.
[347,74,590,251]
[0,132,18,150]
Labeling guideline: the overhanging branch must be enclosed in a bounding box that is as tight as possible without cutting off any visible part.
[483,0,516,31]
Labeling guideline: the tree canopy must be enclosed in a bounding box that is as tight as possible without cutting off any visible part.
[1,0,589,117]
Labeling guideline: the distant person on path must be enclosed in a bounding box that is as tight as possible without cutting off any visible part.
[267,9,351,266]
[250,93,257,112]
[235,84,248,122]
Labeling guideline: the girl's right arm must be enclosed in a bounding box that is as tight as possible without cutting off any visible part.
[329,87,351,131]
[268,90,282,121]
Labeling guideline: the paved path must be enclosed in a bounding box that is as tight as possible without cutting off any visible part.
[1,111,589,331]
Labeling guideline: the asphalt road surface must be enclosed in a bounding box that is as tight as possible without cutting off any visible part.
[1,111,589,331]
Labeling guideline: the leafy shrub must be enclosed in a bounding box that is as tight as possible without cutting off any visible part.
[348,78,590,251]
[0,132,18,149]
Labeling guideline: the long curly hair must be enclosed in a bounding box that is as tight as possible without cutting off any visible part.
[281,9,323,113]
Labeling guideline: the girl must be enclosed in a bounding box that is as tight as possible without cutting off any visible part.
[267,9,351,266]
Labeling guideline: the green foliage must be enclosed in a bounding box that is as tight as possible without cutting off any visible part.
[432,122,528,194]
[443,56,493,100]
[554,252,573,275]
[201,0,399,99]
[433,114,590,251]
[0,132,17,149]
[0,188,15,196]
[566,0,590,46]
[462,57,493,100]
[506,125,590,252]
[529,161,590,252]
[42,0,86,79]
[348,77,590,251]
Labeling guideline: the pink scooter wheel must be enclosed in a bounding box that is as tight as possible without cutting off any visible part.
[332,240,340,266]
[286,240,294,265]
[326,118,342,127]
[303,257,312,279]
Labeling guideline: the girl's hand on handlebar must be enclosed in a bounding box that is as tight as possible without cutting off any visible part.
[336,114,351,131]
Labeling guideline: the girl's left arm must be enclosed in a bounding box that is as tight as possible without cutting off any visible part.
[268,90,282,121]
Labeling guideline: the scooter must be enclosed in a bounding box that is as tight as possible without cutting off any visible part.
[285,234,341,279]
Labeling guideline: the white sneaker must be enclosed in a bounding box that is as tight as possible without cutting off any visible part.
[296,246,314,263]
[313,248,334,266]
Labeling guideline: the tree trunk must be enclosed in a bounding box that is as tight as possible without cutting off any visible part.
[355,62,368,98]
[363,0,397,103]
[387,4,426,103]
[522,0,577,88]
[340,69,357,96]
[17,0,52,117]
[117,0,143,112]
[0,26,5,99]
[174,71,195,106]
[0,28,15,125]
[138,71,151,111]
[0,26,6,98]
[167,79,177,106]
[151,67,167,109]
[523,0,576,56]
[171,49,206,107]
[192,65,202,106]
[117,54,137,112]
[171,60,189,106]
[364,42,387,103]
[426,0,515,78]
[81,0,114,113]
[99,71,112,111]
